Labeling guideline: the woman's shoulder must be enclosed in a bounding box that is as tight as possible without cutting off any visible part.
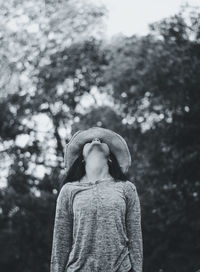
[58,182,74,198]
[58,181,83,195]
[62,181,82,187]
[124,180,136,189]
[60,181,80,188]
[122,180,137,198]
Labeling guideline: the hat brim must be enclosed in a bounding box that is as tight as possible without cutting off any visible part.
[64,127,132,174]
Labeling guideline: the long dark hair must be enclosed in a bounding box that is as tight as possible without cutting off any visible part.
[58,146,130,192]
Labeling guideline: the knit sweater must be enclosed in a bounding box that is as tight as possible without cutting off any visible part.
[50,178,143,272]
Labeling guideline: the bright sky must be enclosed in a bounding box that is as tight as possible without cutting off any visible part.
[99,0,200,36]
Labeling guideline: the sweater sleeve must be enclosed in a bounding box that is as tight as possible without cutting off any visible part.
[125,180,143,272]
[50,184,73,272]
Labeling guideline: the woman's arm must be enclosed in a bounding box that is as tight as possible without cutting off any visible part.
[125,181,143,272]
[50,184,73,272]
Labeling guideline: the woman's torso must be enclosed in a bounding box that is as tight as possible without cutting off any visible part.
[65,179,132,272]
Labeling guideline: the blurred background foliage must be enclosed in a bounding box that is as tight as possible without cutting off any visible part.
[0,0,200,271]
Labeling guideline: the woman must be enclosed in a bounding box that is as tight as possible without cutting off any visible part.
[50,127,143,272]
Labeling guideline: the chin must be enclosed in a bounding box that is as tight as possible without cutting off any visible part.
[88,143,109,157]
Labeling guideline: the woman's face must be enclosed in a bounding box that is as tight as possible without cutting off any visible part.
[82,138,110,160]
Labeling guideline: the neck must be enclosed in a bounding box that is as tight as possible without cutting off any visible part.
[84,155,111,183]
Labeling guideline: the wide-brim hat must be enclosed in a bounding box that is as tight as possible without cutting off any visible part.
[64,126,132,174]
